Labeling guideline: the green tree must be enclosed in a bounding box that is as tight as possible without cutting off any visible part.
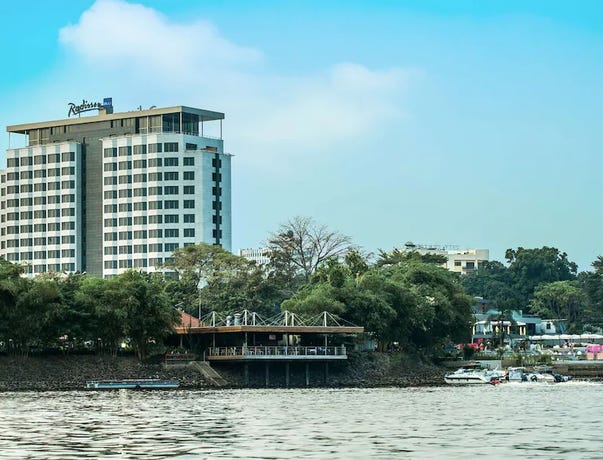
[267,216,352,283]
[505,246,577,309]
[529,281,585,332]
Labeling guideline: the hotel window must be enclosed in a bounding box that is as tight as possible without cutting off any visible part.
[133,230,147,239]
[164,157,178,167]
[119,260,133,269]
[104,148,117,158]
[20,197,33,206]
[61,235,75,244]
[48,223,60,231]
[118,175,132,184]
[148,200,163,210]
[148,143,162,153]
[149,229,163,238]
[149,243,163,252]
[119,231,133,240]
[104,218,117,227]
[104,190,117,199]
[118,189,132,198]
[118,217,132,226]
[133,173,147,183]
[185,144,196,151]
[62,249,75,258]
[20,225,33,232]
[20,211,33,219]
[48,195,60,204]
[148,158,162,167]
[164,214,179,224]
[61,221,75,230]
[133,159,147,169]
[20,184,33,193]
[133,259,148,268]
[47,153,60,163]
[7,172,18,181]
[34,170,46,179]
[212,229,223,238]
[149,215,162,224]
[118,161,132,170]
[119,245,133,255]
[118,203,132,212]
[133,216,147,225]
[62,166,75,175]
[183,214,195,223]
[212,215,222,224]
[212,186,222,196]
[164,243,179,252]
[104,204,117,213]
[20,238,33,247]
[212,158,222,168]
[48,167,61,177]
[183,157,194,166]
[164,200,178,209]
[164,229,179,238]
[148,172,162,181]
[61,208,75,217]
[183,186,194,194]
[133,201,147,211]
[20,157,33,166]
[105,260,118,269]
[133,144,147,155]
[184,200,195,209]
[7,158,19,168]
[33,210,46,219]
[47,209,60,218]
[34,237,46,245]
[61,152,75,162]
[133,187,147,197]
[149,186,162,196]
[164,172,179,181]
[212,172,222,181]
[20,171,33,180]
[62,194,75,203]
[183,171,194,180]
[164,142,178,152]
[104,247,118,255]
[164,186,179,195]
[119,146,132,156]
[183,228,195,238]
[104,232,117,242]
[34,155,47,165]
[104,163,117,172]
[6,185,18,194]
[148,258,163,266]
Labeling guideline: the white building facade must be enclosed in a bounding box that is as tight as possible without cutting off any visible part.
[1,104,231,278]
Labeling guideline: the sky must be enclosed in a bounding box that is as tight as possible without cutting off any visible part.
[1,0,603,270]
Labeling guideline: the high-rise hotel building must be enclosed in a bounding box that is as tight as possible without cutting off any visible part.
[1,104,231,278]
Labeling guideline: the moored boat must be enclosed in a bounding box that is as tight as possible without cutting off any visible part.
[444,367,505,385]
[85,379,180,390]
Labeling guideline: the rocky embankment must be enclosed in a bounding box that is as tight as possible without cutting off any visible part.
[0,352,446,391]
[0,355,208,391]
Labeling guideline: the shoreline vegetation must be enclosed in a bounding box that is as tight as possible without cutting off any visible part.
[0,352,446,391]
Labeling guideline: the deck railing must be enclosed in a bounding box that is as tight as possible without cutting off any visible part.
[207,345,346,358]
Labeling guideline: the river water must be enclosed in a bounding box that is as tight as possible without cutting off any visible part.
[0,383,601,459]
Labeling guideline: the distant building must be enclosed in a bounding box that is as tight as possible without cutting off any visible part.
[401,242,489,275]
[1,102,231,278]
[238,247,271,266]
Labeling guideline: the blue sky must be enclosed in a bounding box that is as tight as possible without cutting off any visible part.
[1,0,603,270]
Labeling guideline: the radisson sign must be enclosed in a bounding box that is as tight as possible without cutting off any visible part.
[67,97,113,117]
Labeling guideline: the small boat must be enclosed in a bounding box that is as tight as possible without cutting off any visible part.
[85,379,180,390]
[507,367,571,384]
[444,367,505,385]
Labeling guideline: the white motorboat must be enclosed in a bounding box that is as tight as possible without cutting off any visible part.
[507,367,570,383]
[444,367,505,385]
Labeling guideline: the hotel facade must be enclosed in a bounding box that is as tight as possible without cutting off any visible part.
[1,103,231,278]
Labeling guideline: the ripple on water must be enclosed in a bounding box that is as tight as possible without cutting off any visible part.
[0,384,602,459]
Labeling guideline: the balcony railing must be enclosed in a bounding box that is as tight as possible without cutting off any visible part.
[207,345,347,360]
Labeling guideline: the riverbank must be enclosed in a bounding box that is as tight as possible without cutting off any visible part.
[0,352,446,391]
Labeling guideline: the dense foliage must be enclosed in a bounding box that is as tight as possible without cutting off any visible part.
[3,216,603,358]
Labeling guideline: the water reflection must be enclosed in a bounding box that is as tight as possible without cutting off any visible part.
[0,383,601,458]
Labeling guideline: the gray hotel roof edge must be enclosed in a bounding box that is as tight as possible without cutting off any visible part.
[6,105,225,134]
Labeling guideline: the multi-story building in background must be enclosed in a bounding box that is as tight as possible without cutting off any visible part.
[238,247,271,266]
[1,101,231,278]
[401,242,489,275]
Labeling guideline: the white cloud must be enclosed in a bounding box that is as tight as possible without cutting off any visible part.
[59,0,261,73]
[51,0,417,169]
